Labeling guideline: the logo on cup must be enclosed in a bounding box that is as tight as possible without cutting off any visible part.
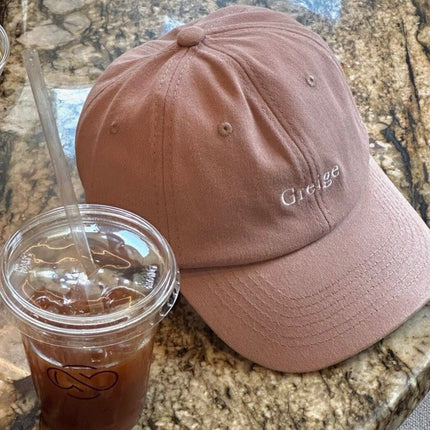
[47,365,119,400]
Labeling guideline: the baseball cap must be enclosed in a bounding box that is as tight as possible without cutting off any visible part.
[75,6,430,372]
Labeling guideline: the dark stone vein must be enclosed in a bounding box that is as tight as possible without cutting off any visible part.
[411,0,430,57]
[401,26,421,118]
[423,162,429,183]
[413,345,426,355]
[0,131,13,203]
[0,0,10,25]
[406,107,429,222]
[320,372,337,426]
[402,21,421,114]
[381,111,412,186]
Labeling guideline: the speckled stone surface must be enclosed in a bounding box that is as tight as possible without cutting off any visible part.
[0,0,429,429]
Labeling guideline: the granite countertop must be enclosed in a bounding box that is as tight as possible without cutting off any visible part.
[0,0,430,429]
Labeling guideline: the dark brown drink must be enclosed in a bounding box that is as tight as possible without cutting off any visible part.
[23,334,155,430]
[23,285,156,430]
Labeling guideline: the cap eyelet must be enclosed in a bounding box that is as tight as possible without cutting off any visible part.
[110,121,119,134]
[218,122,233,137]
[306,75,316,87]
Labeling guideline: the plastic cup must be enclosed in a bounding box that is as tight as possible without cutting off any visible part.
[0,204,179,430]
[0,24,9,75]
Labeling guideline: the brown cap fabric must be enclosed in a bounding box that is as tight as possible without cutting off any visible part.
[75,6,430,372]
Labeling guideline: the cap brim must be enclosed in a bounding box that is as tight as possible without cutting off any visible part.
[180,158,430,372]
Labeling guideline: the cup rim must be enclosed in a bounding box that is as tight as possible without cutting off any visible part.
[0,24,10,70]
[0,204,179,337]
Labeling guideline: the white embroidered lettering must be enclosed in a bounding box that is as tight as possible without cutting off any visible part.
[322,171,332,188]
[281,165,340,207]
[281,188,296,206]
[306,184,315,195]
[331,165,339,177]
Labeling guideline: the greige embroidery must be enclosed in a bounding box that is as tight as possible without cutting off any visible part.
[281,165,340,206]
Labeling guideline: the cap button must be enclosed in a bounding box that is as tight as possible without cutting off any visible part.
[177,26,205,47]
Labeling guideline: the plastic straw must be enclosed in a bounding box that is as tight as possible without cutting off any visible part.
[22,49,99,292]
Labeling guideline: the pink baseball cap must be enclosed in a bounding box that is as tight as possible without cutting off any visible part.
[75,6,430,372]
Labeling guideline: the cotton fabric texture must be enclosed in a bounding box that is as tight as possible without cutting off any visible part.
[75,6,430,372]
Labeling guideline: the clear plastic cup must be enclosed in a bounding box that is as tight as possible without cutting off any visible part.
[0,24,9,75]
[0,204,179,430]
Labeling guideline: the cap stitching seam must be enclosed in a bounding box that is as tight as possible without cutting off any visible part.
[206,214,426,344]
[80,75,141,194]
[79,46,163,111]
[203,24,343,76]
[79,44,179,117]
[230,224,409,331]
[196,43,308,184]
[203,169,426,341]
[153,52,186,241]
[202,40,331,231]
[141,42,164,53]
[178,164,368,268]
[166,50,196,260]
[178,161,404,272]
[202,24,359,227]
[250,166,402,303]
[248,196,410,319]
[83,94,114,193]
[241,54,335,227]
[210,170,406,319]
[203,24,364,226]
